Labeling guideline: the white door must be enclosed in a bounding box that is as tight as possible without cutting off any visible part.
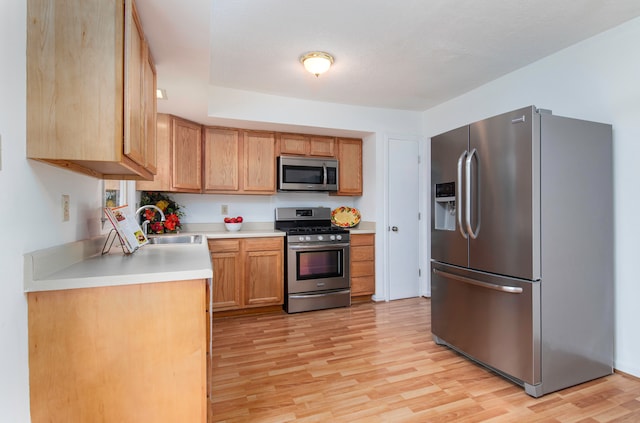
[388,138,420,300]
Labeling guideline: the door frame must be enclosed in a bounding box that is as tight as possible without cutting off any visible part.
[379,133,429,301]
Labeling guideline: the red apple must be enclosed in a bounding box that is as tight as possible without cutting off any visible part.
[224,217,231,223]
[236,216,243,223]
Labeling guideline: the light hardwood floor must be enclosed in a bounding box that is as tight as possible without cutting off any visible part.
[210,297,640,422]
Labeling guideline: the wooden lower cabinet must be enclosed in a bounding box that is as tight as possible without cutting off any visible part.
[209,237,283,312]
[208,239,242,309]
[28,280,207,423]
[350,233,375,298]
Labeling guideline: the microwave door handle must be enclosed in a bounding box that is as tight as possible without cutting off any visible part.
[322,163,327,186]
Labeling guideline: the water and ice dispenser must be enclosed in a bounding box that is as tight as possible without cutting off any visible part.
[434,182,456,231]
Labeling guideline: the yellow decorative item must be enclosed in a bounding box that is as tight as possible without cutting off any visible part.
[331,206,361,227]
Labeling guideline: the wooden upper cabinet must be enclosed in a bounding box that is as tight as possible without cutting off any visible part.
[139,122,359,196]
[137,114,171,191]
[309,136,336,157]
[143,45,157,174]
[243,131,276,194]
[278,133,335,157]
[334,138,363,196]
[203,128,240,192]
[124,1,145,168]
[203,129,275,194]
[27,0,157,180]
[172,117,202,192]
[278,133,309,156]
[136,114,201,192]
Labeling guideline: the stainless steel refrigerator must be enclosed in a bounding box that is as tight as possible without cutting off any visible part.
[430,106,613,397]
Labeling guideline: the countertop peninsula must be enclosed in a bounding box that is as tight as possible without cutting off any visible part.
[23,221,374,292]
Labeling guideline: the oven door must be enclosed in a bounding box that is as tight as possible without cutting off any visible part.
[287,242,350,293]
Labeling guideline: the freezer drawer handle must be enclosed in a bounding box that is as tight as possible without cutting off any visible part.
[433,268,523,294]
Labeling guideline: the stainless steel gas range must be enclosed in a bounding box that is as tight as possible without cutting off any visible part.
[275,207,351,313]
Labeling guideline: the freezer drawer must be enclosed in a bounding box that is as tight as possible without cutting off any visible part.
[431,262,541,386]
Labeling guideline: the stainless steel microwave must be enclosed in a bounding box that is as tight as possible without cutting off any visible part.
[277,156,339,192]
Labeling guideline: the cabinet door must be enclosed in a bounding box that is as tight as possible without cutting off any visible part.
[172,117,202,192]
[334,138,363,196]
[243,131,276,193]
[143,44,157,174]
[28,280,207,423]
[350,234,375,296]
[124,0,146,167]
[244,238,283,307]
[27,0,155,180]
[209,240,242,310]
[137,114,171,191]
[278,133,309,156]
[203,128,240,192]
[309,136,335,157]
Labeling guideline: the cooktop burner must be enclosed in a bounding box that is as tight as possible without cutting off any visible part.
[274,206,350,237]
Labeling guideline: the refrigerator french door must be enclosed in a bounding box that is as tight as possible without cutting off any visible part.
[430,106,613,397]
[431,106,540,280]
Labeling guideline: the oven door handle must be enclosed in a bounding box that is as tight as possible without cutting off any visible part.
[289,242,350,250]
[289,289,351,299]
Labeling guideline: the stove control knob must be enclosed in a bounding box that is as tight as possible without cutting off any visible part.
[305,236,311,241]
[318,235,324,241]
[336,235,342,240]
[298,236,305,242]
[329,235,336,241]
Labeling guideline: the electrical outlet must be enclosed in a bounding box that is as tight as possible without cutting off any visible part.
[62,195,70,221]
[221,204,229,215]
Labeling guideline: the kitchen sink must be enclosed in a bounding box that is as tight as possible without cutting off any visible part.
[147,234,203,245]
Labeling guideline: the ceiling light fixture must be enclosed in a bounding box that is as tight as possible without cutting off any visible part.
[300,51,334,77]
[156,88,168,100]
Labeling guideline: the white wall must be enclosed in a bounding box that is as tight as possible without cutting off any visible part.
[422,17,640,377]
[1,3,105,420]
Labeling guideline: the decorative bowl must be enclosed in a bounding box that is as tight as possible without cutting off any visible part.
[225,222,242,232]
[331,206,361,227]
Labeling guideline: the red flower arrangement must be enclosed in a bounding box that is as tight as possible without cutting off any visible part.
[139,191,184,234]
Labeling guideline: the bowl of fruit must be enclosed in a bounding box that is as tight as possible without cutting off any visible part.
[224,216,243,232]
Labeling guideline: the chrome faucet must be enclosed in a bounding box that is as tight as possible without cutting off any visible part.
[135,205,166,234]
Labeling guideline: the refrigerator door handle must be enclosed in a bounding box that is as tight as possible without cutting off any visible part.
[433,268,523,294]
[457,150,468,239]
[465,148,480,239]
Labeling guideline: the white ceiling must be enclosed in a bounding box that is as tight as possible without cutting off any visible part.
[136,0,640,124]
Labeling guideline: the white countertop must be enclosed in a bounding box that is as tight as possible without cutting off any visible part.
[24,236,213,292]
[24,221,374,293]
